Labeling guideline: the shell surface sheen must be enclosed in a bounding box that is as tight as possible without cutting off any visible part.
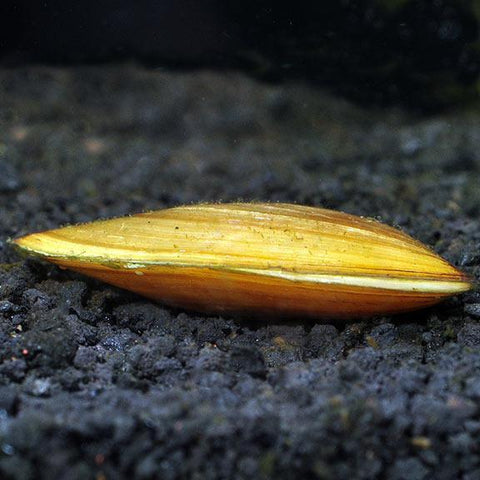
[13,203,472,318]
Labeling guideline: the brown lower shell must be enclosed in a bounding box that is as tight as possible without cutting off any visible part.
[64,261,453,319]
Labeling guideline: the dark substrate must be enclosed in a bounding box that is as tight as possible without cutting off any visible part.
[0,65,480,479]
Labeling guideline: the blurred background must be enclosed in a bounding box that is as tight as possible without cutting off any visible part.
[1,0,479,108]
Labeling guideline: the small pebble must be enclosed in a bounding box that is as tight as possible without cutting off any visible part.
[0,159,21,193]
[464,304,480,318]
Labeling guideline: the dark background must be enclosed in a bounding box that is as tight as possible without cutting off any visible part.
[1,0,479,107]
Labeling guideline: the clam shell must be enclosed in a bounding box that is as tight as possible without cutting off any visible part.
[13,203,472,318]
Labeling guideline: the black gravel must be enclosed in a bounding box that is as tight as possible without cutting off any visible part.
[0,65,479,479]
